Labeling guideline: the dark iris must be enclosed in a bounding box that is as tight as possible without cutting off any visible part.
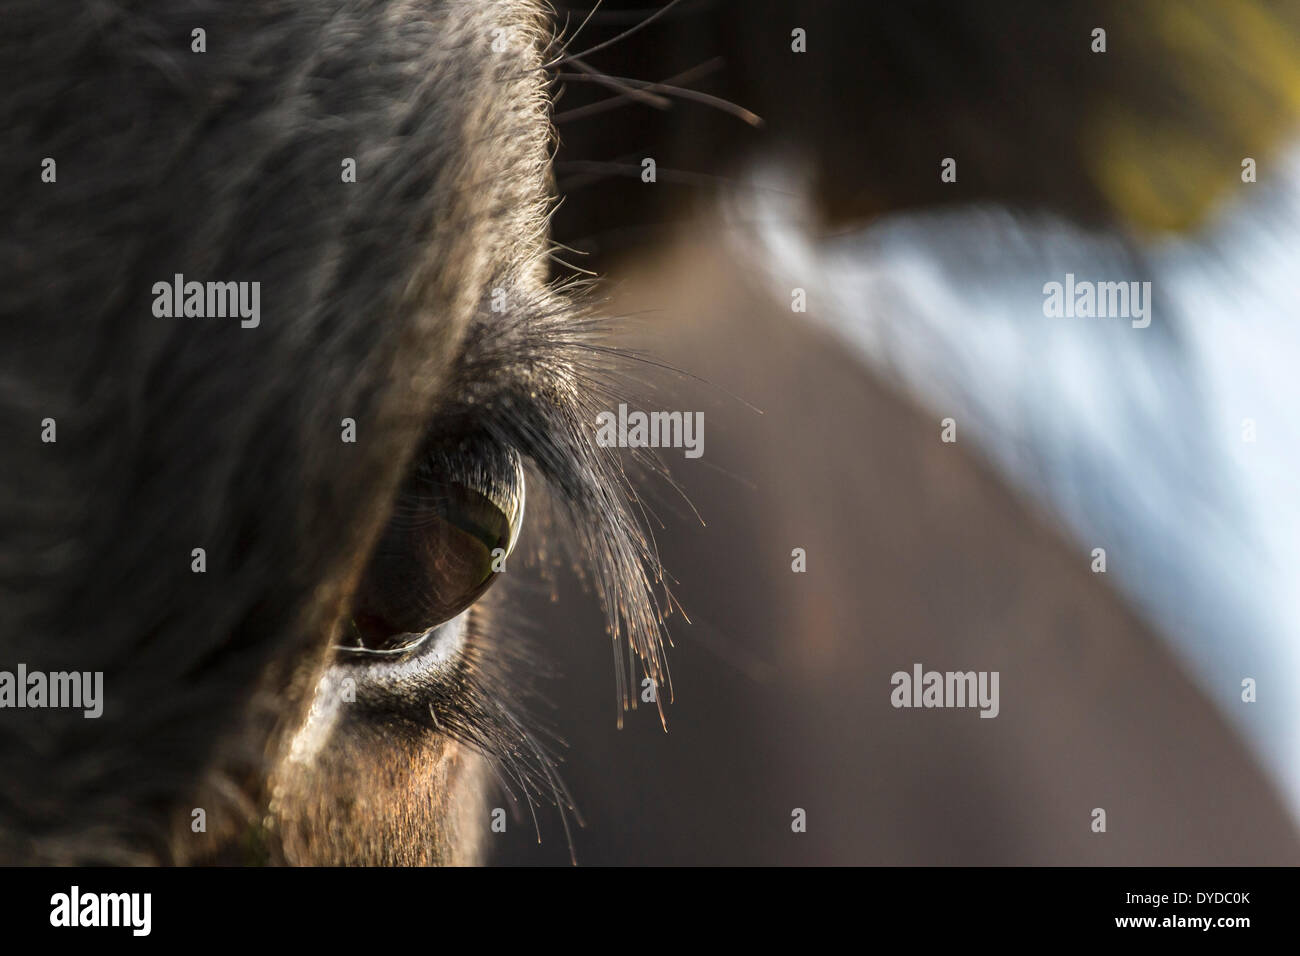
[343,439,524,654]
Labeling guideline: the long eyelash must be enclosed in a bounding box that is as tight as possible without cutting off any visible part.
[434,273,678,729]
[335,593,579,861]
[430,603,580,861]
[363,272,681,862]
[397,4,713,854]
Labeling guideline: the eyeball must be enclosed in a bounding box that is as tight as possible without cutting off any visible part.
[341,435,524,655]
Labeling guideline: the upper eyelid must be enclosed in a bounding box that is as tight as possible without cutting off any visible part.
[417,434,525,516]
[415,279,673,711]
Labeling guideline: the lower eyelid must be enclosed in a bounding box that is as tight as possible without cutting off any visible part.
[285,611,473,769]
[331,610,470,690]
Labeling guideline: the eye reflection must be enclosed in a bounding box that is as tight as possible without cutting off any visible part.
[341,437,524,655]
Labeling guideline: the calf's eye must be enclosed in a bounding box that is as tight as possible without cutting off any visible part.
[341,434,525,655]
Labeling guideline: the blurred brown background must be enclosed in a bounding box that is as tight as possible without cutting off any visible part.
[490,232,1300,864]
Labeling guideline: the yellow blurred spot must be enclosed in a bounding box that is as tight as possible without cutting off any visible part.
[1088,0,1300,233]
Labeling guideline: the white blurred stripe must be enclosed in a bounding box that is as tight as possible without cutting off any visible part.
[735,145,1300,819]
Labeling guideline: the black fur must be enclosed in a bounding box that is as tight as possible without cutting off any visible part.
[0,0,664,864]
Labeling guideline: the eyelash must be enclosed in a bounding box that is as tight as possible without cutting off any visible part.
[330,277,677,854]
[434,279,676,709]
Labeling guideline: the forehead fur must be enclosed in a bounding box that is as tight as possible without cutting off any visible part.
[0,0,558,861]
